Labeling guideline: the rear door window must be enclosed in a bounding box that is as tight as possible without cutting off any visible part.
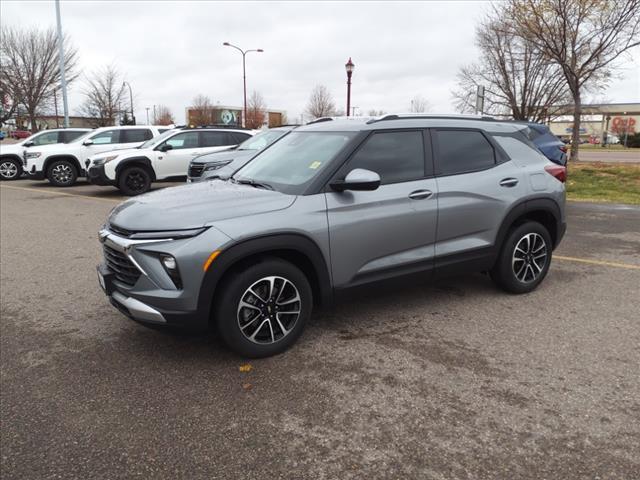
[200,131,233,147]
[122,129,153,143]
[434,130,495,176]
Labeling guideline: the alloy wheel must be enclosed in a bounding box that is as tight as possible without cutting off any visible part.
[237,276,301,344]
[126,172,147,193]
[0,161,19,179]
[51,164,73,184]
[512,232,547,283]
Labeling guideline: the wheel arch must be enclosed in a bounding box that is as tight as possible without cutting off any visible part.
[198,233,333,324]
[496,197,563,251]
[44,155,82,178]
[115,156,156,182]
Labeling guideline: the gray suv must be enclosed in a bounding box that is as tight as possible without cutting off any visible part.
[97,115,566,358]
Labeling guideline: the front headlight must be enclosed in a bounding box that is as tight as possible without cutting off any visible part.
[204,160,232,172]
[26,152,42,159]
[92,155,119,166]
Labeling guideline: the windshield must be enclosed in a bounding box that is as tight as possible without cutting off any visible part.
[233,131,355,195]
[139,129,176,149]
[237,129,288,151]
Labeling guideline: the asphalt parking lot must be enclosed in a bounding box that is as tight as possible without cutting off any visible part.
[1,179,639,479]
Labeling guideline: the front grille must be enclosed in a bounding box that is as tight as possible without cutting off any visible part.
[103,244,141,287]
[189,163,205,178]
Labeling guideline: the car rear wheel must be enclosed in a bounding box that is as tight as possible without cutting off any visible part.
[0,158,22,181]
[490,221,552,294]
[48,160,78,187]
[215,258,312,358]
[118,166,152,196]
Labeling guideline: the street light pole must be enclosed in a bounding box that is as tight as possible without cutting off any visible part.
[345,58,354,117]
[54,0,69,128]
[122,81,135,125]
[223,42,263,127]
[145,107,150,125]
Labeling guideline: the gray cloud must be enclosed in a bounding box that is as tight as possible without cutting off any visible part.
[2,0,638,123]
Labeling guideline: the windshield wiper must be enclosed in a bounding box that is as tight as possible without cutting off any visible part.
[233,177,274,190]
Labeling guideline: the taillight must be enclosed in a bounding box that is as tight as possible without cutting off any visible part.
[559,145,568,153]
[545,164,566,183]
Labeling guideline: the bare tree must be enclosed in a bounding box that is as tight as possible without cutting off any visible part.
[409,95,431,113]
[153,105,174,125]
[0,26,78,131]
[191,94,213,126]
[0,75,18,124]
[367,109,387,116]
[305,85,336,119]
[245,90,266,129]
[78,65,125,127]
[452,8,570,122]
[507,0,640,161]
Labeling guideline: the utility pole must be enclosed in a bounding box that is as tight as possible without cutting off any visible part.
[55,0,70,128]
[146,107,150,125]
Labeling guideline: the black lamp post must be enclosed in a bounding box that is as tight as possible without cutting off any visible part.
[122,81,135,125]
[345,57,354,117]
[223,42,264,127]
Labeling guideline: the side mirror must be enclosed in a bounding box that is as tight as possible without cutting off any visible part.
[159,143,173,152]
[82,139,94,146]
[330,168,381,192]
[23,140,34,147]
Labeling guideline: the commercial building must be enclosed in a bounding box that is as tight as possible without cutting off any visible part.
[184,104,286,128]
[547,103,639,144]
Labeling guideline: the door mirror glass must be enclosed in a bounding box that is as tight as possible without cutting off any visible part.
[82,139,94,146]
[159,143,173,152]
[23,140,34,147]
[330,168,381,192]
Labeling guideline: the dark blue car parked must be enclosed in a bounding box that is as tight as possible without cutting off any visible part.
[522,122,568,165]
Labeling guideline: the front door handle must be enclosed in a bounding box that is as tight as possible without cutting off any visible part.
[500,178,519,187]
[408,189,433,200]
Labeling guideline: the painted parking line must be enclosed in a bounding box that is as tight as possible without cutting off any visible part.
[555,255,640,270]
[0,184,121,204]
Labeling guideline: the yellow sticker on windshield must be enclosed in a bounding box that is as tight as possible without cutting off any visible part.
[309,161,322,169]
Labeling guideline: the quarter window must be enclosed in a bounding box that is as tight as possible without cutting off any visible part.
[345,131,425,185]
[435,130,495,175]
[62,130,87,143]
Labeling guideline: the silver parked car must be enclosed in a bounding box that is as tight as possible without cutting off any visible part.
[97,115,567,358]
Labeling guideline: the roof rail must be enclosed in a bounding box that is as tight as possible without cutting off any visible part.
[366,113,497,124]
[306,117,334,125]
[181,124,252,130]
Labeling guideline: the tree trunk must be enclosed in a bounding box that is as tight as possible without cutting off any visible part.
[28,109,38,133]
[570,92,582,162]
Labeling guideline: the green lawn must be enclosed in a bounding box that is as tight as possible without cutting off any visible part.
[570,144,636,151]
[567,163,640,204]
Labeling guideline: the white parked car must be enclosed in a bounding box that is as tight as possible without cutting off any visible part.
[23,125,171,186]
[0,128,90,181]
[85,126,253,195]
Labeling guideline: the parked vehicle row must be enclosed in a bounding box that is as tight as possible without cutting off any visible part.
[96,114,567,358]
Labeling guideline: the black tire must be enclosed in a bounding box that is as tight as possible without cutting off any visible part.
[0,158,22,181]
[118,166,152,196]
[215,257,313,358]
[47,159,78,187]
[490,221,553,294]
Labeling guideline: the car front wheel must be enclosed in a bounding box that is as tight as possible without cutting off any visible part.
[0,158,22,181]
[215,258,313,358]
[490,221,552,294]
[118,166,152,196]
[48,160,78,187]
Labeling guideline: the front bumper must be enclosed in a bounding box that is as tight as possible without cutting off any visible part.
[87,165,114,186]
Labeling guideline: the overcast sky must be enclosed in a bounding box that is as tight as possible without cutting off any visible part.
[2,0,639,124]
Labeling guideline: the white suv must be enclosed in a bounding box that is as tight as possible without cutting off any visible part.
[0,128,89,181]
[23,126,170,186]
[85,126,253,195]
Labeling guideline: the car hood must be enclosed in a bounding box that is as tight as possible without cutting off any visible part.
[108,179,296,231]
[0,143,25,155]
[192,148,254,165]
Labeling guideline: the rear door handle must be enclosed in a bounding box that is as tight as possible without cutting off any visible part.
[499,178,519,187]
[408,189,433,200]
